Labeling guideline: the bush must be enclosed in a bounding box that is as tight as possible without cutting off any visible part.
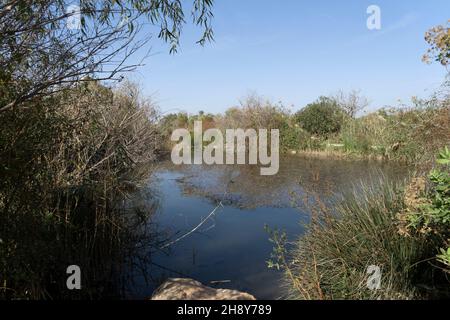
[334,95,450,163]
[295,97,345,137]
[0,80,161,299]
[279,122,320,151]
[338,115,383,155]
[375,101,450,164]
[398,147,450,274]
[219,94,289,130]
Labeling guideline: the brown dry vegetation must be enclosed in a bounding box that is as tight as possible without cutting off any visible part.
[0,81,163,299]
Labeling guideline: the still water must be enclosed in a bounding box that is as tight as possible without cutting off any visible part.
[131,155,409,299]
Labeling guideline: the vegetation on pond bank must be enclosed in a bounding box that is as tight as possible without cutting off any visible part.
[1,1,449,301]
[0,0,214,299]
[269,149,449,299]
[0,81,163,299]
[266,21,450,300]
[160,88,450,166]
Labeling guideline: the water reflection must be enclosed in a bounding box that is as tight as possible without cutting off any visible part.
[133,156,409,299]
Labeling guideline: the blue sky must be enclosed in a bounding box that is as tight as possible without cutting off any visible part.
[130,0,450,115]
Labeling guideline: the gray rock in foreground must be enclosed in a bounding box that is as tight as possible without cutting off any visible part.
[151,278,256,300]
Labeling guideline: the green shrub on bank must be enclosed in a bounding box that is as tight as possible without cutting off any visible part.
[279,123,324,151]
[294,97,346,137]
[398,147,450,274]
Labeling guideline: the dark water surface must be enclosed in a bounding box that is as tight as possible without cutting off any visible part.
[130,155,409,299]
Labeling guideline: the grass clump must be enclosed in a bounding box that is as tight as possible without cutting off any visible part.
[268,165,450,299]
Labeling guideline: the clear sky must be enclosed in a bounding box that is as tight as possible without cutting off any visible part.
[130,0,450,115]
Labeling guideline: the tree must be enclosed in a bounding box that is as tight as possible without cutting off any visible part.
[295,96,345,136]
[333,89,369,118]
[0,0,214,113]
[423,20,450,67]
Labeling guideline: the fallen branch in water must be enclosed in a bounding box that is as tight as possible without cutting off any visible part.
[160,201,224,249]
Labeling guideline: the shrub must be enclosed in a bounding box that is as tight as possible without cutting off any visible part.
[295,97,346,137]
[376,100,450,164]
[219,94,289,130]
[0,80,161,299]
[398,147,450,274]
[278,121,320,151]
[335,96,450,163]
[339,115,383,155]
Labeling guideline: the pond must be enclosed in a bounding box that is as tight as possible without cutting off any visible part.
[130,155,409,299]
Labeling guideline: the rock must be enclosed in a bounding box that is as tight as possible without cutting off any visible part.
[151,278,256,300]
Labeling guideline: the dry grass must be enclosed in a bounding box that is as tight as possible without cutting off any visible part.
[281,178,444,300]
[0,80,162,299]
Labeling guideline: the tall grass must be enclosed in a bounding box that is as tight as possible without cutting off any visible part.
[0,80,162,299]
[339,102,450,165]
[273,177,448,300]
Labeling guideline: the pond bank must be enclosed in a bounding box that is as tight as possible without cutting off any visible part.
[287,149,387,161]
